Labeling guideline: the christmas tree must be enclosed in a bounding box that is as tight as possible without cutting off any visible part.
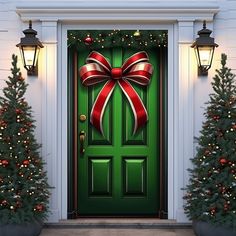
[184,54,236,231]
[0,55,49,224]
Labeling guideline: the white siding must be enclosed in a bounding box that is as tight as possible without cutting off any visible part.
[194,0,236,139]
[0,1,42,151]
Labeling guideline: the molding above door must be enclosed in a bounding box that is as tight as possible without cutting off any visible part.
[16,1,218,22]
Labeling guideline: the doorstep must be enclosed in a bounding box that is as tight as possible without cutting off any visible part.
[44,219,192,229]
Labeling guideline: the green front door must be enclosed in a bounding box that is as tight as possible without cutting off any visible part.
[77,47,160,215]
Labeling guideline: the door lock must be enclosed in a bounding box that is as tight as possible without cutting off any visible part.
[79,131,86,154]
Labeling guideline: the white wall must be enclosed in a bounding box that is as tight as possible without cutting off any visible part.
[194,0,236,140]
[0,0,236,223]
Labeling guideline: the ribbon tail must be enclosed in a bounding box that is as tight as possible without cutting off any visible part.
[90,80,116,135]
[118,79,148,135]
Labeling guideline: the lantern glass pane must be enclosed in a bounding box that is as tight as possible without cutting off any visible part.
[21,46,37,70]
[198,46,214,67]
[34,46,40,67]
[194,47,201,67]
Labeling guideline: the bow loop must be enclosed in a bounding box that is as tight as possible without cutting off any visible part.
[86,51,111,73]
[79,51,153,134]
[80,63,110,86]
[122,51,149,73]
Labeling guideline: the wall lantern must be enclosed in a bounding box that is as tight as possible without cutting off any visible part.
[16,20,43,76]
[191,21,218,76]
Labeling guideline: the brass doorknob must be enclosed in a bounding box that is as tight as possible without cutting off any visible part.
[79,114,87,122]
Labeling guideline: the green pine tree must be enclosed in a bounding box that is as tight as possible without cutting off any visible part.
[184,54,236,231]
[0,55,49,224]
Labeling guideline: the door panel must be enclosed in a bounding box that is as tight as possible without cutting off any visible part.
[88,157,112,196]
[123,157,147,196]
[77,47,159,215]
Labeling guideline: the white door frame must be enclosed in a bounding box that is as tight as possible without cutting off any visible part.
[16,1,218,222]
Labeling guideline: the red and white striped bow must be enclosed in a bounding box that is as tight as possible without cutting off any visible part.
[79,51,153,135]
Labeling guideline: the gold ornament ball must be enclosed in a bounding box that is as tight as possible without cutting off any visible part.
[133,30,141,38]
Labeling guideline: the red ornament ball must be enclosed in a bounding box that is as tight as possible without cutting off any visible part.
[219,186,226,193]
[219,158,228,165]
[35,204,44,212]
[213,115,220,121]
[15,109,22,114]
[20,127,26,133]
[224,203,229,211]
[210,208,216,215]
[0,120,7,128]
[0,159,9,166]
[26,122,32,127]
[22,160,30,165]
[2,200,8,205]
[83,34,94,45]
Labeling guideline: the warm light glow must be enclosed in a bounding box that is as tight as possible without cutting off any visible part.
[20,46,40,71]
[24,47,35,64]
[198,47,214,67]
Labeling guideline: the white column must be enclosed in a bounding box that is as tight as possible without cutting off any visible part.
[40,20,60,222]
[175,21,195,222]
